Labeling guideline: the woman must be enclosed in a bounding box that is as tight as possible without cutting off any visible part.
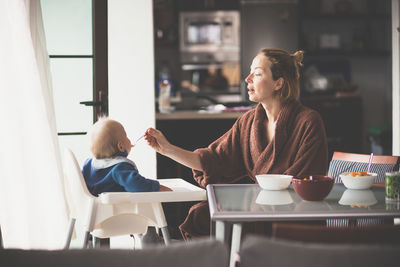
[146,48,328,239]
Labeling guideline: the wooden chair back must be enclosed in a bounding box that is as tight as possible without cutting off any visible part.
[328,151,400,183]
[332,152,399,165]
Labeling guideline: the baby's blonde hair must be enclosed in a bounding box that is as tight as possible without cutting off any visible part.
[88,116,123,159]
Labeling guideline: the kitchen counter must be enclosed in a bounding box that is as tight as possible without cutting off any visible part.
[156,110,247,120]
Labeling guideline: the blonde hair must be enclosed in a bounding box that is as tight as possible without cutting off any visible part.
[258,48,304,102]
[88,117,124,159]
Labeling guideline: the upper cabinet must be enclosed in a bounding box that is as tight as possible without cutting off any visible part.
[154,0,240,47]
[175,0,239,11]
[298,0,391,57]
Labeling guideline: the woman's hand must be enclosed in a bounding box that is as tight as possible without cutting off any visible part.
[145,127,203,171]
[145,127,171,155]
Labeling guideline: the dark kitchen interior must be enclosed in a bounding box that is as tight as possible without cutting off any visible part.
[153,0,392,239]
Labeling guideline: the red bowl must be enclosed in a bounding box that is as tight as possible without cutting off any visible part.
[292,175,334,201]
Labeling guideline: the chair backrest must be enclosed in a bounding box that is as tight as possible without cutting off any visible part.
[63,148,95,224]
[271,223,400,244]
[239,235,400,267]
[328,151,400,183]
[0,238,229,267]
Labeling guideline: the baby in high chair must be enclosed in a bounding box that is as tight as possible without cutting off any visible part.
[82,117,171,196]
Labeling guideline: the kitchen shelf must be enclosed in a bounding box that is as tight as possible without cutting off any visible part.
[298,0,391,56]
[300,13,389,20]
[304,49,391,57]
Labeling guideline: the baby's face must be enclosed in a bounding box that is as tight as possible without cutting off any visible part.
[113,123,132,155]
[119,126,132,154]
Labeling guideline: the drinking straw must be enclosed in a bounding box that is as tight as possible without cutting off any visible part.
[367,153,374,173]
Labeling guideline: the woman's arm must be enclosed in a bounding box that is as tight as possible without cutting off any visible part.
[145,128,203,171]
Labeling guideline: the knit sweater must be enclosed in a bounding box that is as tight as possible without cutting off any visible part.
[193,101,328,187]
[82,156,160,196]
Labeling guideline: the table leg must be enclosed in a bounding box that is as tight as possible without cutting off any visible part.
[229,223,242,267]
[210,220,215,238]
[215,220,225,242]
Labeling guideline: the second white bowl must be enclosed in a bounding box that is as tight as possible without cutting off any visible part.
[339,172,377,190]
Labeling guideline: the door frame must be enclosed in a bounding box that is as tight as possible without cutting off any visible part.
[93,0,108,120]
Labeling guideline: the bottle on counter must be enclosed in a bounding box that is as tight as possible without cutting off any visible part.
[157,62,174,113]
[158,79,172,113]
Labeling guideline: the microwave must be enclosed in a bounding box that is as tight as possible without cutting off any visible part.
[179,11,240,63]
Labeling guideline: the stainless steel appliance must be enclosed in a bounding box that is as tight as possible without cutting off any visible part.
[178,10,242,106]
[179,10,240,63]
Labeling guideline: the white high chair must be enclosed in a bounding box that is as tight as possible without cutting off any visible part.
[63,148,171,248]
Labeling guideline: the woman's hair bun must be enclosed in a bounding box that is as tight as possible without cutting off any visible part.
[292,50,304,67]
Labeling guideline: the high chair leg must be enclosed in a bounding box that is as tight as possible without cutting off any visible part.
[161,226,171,245]
[64,218,75,249]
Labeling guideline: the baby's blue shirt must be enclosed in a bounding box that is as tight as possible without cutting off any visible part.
[82,156,160,196]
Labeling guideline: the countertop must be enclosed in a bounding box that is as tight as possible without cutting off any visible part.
[156,110,246,120]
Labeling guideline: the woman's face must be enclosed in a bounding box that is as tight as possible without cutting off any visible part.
[245,54,282,103]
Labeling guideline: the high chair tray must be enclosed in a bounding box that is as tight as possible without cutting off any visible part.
[99,178,206,204]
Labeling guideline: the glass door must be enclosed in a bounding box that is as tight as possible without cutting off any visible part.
[41,0,107,164]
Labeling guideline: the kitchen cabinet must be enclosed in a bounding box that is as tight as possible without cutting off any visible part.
[298,0,391,57]
[301,93,363,160]
[176,0,239,11]
[156,113,242,180]
[298,0,391,156]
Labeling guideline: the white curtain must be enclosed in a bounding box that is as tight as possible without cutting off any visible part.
[0,0,69,249]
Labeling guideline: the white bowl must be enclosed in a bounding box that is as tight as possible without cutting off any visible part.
[339,172,377,190]
[256,190,293,205]
[255,174,293,190]
[339,189,377,206]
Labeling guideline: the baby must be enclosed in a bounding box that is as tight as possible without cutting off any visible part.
[82,117,171,196]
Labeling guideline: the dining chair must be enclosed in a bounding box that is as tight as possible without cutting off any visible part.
[238,234,400,267]
[327,151,400,183]
[271,223,400,244]
[1,238,229,267]
[327,151,400,227]
[63,148,171,249]
[326,151,400,227]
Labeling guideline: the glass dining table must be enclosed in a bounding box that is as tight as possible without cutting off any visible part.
[206,183,400,267]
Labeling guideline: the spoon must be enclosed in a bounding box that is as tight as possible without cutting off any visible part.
[132,134,145,147]
[367,153,374,173]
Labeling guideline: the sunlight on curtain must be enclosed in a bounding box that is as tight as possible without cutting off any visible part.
[0,0,69,249]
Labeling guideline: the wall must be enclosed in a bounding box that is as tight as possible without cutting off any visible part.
[108,0,157,179]
[392,0,400,155]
